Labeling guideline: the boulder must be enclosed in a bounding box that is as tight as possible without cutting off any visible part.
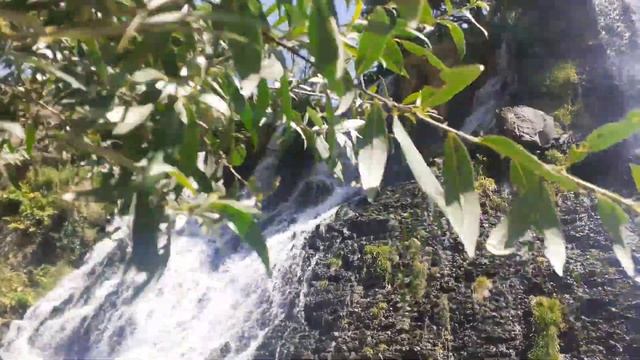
[496,106,559,149]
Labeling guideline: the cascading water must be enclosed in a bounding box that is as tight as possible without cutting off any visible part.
[0,164,357,359]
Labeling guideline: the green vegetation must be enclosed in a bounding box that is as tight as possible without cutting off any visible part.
[370,302,388,319]
[328,256,342,271]
[544,62,580,98]
[404,238,428,299]
[472,276,493,302]
[474,176,508,212]
[0,0,637,295]
[529,296,564,360]
[364,244,398,284]
[544,149,567,166]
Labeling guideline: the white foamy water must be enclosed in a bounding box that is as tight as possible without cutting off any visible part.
[0,176,355,359]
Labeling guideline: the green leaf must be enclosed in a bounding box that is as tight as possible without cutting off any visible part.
[536,182,566,276]
[421,64,483,107]
[130,68,168,83]
[396,0,424,26]
[597,195,637,279]
[148,162,197,195]
[25,123,36,156]
[358,102,389,201]
[111,104,155,135]
[315,135,331,159]
[444,0,454,13]
[419,0,436,25]
[480,135,578,191]
[356,7,392,74]
[230,144,247,166]
[306,107,324,128]
[486,195,533,255]
[255,79,270,121]
[280,73,296,123]
[308,0,344,83]
[630,164,640,192]
[351,0,363,24]
[0,121,25,139]
[392,116,445,208]
[443,133,480,257]
[210,199,270,274]
[568,110,640,165]
[225,3,263,79]
[200,93,231,117]
[22,55,87,91]
[381,39,408,76]
[438,20,465,59]
[179,105,199,175]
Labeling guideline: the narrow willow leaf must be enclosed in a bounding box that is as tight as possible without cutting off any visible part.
[179,107,199,175]
[112,104,154,135]
[486,194,533,255]
[536,183,566,276]
[381,39,408,76]
[131,68,168,83]
[308,0,344,82]
[225,3,263,79]
[480,135,578,191]
[392,116,445,208]
[0,121,25,139]
[396,0,424,26]
[358,103,389,201]
[597,195,637,278]
[255,79,270,121]
[210,199,270,274]
[509,160,530,193]
[25,123,36,155]
[419,0,436,25]
[336,90,356,116]
[443,133,481,257]
[438,20,465,59]
[23,56,86,90]
[444,0,454,12]
[351,0,363,24]
[200,93,231,117]
[306,107,324,128]
[568,110,640,165]
[356,7,392,74]
[630,164,640,192]
[148,163,197,195]
[422,64,483,107]
[280,73,296,123]
[315,135,331,159]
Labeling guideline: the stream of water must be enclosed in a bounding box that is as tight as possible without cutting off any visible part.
[0,171,356,359]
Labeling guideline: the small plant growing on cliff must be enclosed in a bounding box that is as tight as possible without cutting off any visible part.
[544,62,580,98]
[370,302,388,319]
[327,256,342,271]
[364,245,398,285]
[475,176,508,212]
[529,296,564,360]
[472,276,493,302]
[0,186,60,234]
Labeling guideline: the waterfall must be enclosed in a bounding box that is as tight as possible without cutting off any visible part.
[0,166,357,359]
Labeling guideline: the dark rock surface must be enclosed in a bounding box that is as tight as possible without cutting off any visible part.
[255,182,640,360]
[497,106,559,149]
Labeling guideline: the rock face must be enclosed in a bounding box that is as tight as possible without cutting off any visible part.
[497,106,559,149]
[255,182,640,360]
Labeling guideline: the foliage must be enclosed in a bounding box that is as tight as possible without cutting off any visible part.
[370,301,388,319]
[328,256,342,271]
[0,186,60,233]
[364,244,398,284]
[0,0,638,281]
[544,62,580,99]
[529,296,563,360]
[472,275,492,302]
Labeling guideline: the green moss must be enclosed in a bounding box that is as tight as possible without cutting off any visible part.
[0,186,60,234]
[544,62,580,99]
[475,176,508,212]
[0,265,33,316]
[370,301,388,319]
[472,276,493,302]
[362,347,374,357]
[364,244,398,284]
[327,256,342,271]
[317,279,329,289]
[552,101,583,127]
[544,149,566,166]
[529,296,564,360]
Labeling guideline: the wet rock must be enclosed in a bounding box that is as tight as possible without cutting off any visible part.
[497,106,559,148]
[256,182,640,359]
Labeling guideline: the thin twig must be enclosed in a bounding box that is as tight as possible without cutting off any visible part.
[263,31,315,66]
